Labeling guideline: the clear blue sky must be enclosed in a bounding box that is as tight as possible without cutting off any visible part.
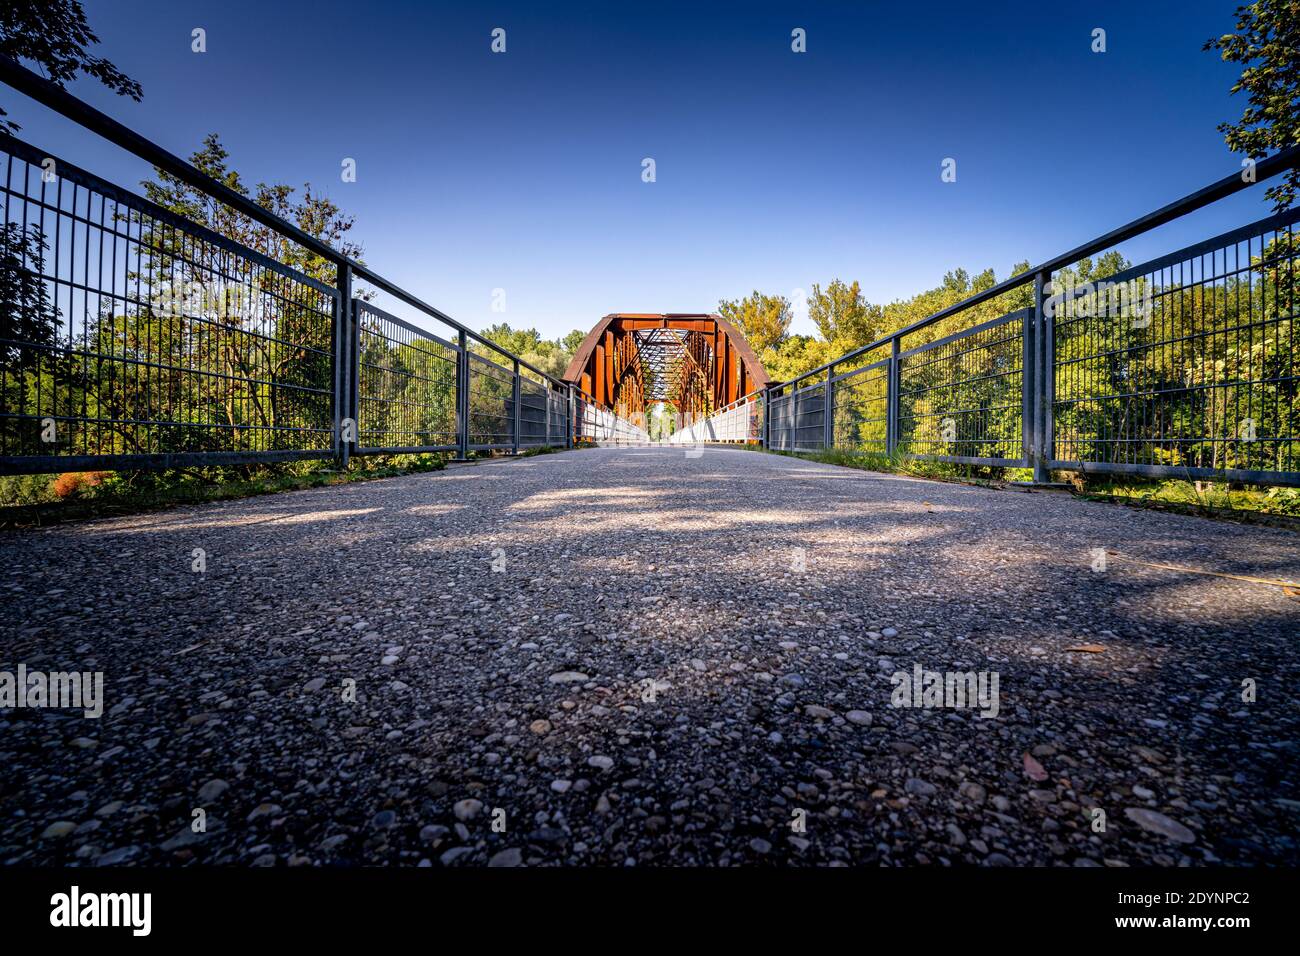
[5,0,1273,339]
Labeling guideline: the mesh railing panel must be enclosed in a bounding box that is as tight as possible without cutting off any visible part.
[0,136,337,470]
[897,310,1026,464]
[1052,211,1300,477]
[354,301,457,452]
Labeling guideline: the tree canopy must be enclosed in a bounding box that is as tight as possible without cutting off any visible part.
[0,0,141,133]
[717,291,793,355]
[1206,0,1300,211]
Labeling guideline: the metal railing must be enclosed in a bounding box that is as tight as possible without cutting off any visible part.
[0,58,573,475]
[574,392,650,444]
[765,153,1300,487]
[668,391,764,445]
[4,56,1298,487]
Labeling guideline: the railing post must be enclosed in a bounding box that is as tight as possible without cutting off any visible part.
[566,384,575,448]
[824,365,835,449]
[511,360,521,455]
[761,386,771,448]
[792,383,801,452]
[335,263,352,470]
[455,331,470,461]
[545,385,553,447]
[886,336,900,455]
[1032,270,1052,482]
[1021,303,1036,470]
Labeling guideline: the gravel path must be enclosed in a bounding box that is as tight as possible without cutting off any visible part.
[2,446,1298,867]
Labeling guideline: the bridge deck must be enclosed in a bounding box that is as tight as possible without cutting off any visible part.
[3,446,1297,865]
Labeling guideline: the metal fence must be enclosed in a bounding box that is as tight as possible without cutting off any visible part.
[4,57,1299,486]
[353,300,458,454]
[0,62,577,476]
[1050,211,1299,483]
[0,133,341,473]
[575,394,650,444]
[764,160,1300,487]
[668,392,763,445]
[350,299,571,458]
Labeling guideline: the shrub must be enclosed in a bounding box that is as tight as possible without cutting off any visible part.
[0,474,58,506]
[51,471,111,499]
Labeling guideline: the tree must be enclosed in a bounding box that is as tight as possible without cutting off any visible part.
[717,291,792,354]
[1206,0,1300,211]
[0,0,141,133]
[142,134,365,279]
[0,222,74,455]
[480,323,589,379]
[763,334,838,383]
[562,329,588,355]
[88,135,371,457]
[807,279,886,351]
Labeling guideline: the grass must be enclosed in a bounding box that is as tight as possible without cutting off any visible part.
[1073,475,1300,526]
[753,444,1300,526]
[0,444,581,529]
[0,454,445,529]
[757,444,1026,485]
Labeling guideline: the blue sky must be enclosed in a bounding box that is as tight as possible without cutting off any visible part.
[5,0,1273,339]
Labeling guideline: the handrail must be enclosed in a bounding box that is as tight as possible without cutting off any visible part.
[0,55,567,390]
[771,143,1300,393]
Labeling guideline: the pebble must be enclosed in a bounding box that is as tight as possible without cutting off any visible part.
[548,671,589,684]
[197,779,229,803]
[41,821,76,839]
[453,799,484,821]
[1124,808,1196,844]
[439,846,473,865]
[489,847,523,867]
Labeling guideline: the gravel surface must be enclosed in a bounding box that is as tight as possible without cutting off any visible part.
[2,445,1298,867]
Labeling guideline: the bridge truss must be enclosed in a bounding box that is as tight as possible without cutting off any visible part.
[561,314,770,425]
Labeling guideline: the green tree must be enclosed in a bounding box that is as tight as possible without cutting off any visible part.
[807,279,886,351]
[142,134,365,277]
[0,223,75,455]
[717,291,792,354]
[562,329,588,355]
[763,334,838,382]
[88,134,371,457]
[480,323,588,379]
[0,0,141,133]
[1206,0,1300,211]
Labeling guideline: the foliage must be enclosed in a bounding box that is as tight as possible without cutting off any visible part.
[479,323,586,380]
[1206,0,1300,211]
[51,470,108,498]
[142,133,365,285]
[807,279,886,352]
[646,403,677,441]
[0,454,448,526]
[717,291,792,354]
[1080,476,1300,520]
[0,0,141,133]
